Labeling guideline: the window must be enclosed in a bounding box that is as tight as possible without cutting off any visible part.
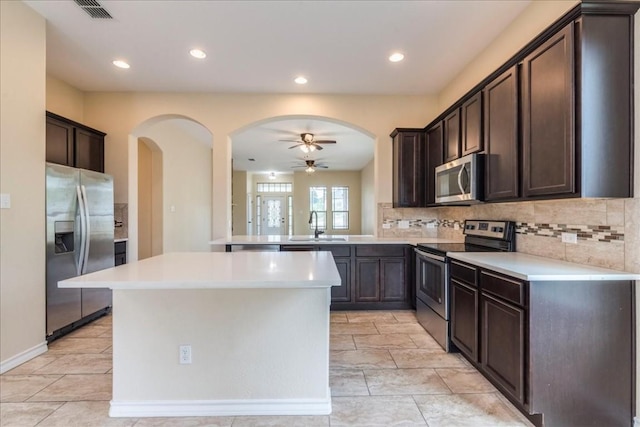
[255,195,262,235]
[287,195,293,236]
[332,186,349,230]
[309,186,327,230]
[257,182,292,193]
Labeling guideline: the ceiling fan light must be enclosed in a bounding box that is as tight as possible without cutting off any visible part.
[308,144,316,152]
[305,166,315,173]
[300,145,310,153]
[268,172,276,180]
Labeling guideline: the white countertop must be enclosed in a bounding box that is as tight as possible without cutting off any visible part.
[59,251,341,290]
[114,238,128,243]
[210,235,463,246]
[448,252,640,281]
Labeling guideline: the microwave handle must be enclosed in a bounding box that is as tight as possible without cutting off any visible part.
[457,164,467,195]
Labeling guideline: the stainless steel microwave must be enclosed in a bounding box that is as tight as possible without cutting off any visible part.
[435,153,484,205]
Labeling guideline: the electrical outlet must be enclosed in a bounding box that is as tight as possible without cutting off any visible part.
[179,345,192,364]
[453,223,460,230]
[561,232,578,244]
[426,223,436,229]
[0,194,10,209]
[382,223,391,229]
[398,220,409,229]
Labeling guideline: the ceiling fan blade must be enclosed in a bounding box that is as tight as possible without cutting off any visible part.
[279,139,301,143]
[314,145,323,150]
[288,145,300,149]
[314,140,337,144]
[317,165,329,168]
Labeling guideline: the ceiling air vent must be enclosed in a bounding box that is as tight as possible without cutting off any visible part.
[74,0,113,19]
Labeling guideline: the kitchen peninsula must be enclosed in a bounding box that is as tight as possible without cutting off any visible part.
[59,251,341,418]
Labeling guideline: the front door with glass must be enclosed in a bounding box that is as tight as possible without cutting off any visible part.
[262,196,285,235]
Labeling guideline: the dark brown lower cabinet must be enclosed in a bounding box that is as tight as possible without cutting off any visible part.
[330,257,351,303]
[355,258,379,302]
[451,261,634,427]
[354,257,407,303]
[381,258,406,302]
[480,293,525,404]
[276,244,411,309]
[114,241,127,266]
[450,279,478,362]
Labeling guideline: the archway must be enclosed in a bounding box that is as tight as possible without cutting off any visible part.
[128,115,213,261]
[137,137,163,260]
[230,115,376,236]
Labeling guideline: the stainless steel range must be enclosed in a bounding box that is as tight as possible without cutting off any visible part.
[414,219,515,352]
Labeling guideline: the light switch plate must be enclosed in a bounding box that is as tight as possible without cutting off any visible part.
[398,220,410,229]
[561,232,578,244]
[0,193,10,209]
[382,223,391,229]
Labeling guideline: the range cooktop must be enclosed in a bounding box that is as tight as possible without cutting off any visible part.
[417,220,516,257]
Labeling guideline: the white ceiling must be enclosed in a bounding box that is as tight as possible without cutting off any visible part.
[24,0,532,172]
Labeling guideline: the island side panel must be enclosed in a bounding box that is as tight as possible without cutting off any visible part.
[111,287,331,416]
[528,280,634,426]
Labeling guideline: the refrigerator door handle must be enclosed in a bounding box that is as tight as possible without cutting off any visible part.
[76,185,87,276]
[80,185,91,275]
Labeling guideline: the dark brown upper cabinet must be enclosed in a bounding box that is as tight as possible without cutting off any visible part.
[522,23,575,198]
[391,128,425,208]
[484,66,520,202]
[412,2,638,203]
[461,92,483,156]
[425,122,444,205]
[443,110,461,162]
[46,111,106,173]
[522,13,635,199]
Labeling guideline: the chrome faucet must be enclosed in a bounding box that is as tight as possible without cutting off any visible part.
[309,211,324,239]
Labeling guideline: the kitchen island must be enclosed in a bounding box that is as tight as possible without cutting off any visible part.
[59,251,341,418]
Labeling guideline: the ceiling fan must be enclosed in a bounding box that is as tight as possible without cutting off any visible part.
[280,133,337,153]
[291,159,329,173]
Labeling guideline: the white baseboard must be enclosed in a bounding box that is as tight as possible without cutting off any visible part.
[0,341,48,374]
[109,397,332,418]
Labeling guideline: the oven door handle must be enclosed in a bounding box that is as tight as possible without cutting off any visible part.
[415,248,446,262]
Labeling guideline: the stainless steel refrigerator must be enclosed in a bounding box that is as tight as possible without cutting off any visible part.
[46,163,114,336]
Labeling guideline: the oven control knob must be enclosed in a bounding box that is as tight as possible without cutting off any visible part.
[491,226,504,233]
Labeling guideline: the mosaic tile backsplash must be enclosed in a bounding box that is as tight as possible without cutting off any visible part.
[114,203,128,240]
[378,198,639,273]
[381,218,625,243]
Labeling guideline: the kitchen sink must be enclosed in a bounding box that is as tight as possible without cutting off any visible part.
[288,237,347,242]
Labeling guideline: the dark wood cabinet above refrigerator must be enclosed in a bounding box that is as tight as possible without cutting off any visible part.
[46,111,106,173]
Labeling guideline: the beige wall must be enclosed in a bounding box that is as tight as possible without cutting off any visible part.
[293,170,361,235]
[142,119,212,253]
[361,159,375,235]
[232,170,248,235]
[138,140,153,259]
[437,0,580,113]
[79,93,437,240]
[0,1,47,369]
[46,75,85,123]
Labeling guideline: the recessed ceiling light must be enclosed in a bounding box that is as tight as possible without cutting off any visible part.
[294,76,308,85]
[388,52,405,63]
[112,60,130,69]
[190,49,206,59]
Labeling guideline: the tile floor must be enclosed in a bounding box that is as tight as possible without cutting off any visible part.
[0,310,533,426]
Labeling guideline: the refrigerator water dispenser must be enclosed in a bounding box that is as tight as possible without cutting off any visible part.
[54,220,74,253]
